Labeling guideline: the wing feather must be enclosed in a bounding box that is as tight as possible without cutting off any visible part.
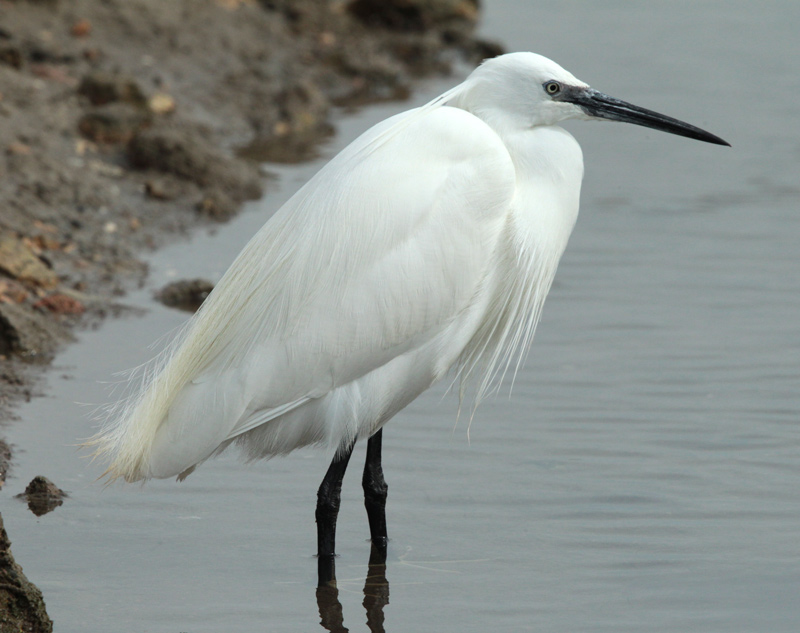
[96,103,516,480]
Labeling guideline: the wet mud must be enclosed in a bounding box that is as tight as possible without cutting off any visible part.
[0,513,52,632]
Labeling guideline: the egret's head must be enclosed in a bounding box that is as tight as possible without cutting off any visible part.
[451,52,729,146]
[450,52,589,131]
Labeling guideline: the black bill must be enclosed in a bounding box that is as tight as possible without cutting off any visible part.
[564,87,730,146]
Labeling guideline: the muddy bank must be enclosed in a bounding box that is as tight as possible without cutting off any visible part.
[0,513,52,632]
[0,0,500,625]
[0,0,499,431]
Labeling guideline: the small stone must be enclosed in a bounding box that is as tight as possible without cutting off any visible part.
[75,138,94,156]
[319,31,336,46]
[7,141,32,156]
[15,476,67,516]
[0,234,58,289]
[25,235,61,252]
[156,279,214,312]
[0,279,30,304]
[215,0,256,9]
[31,221,58,234]
[148,92,176,115]
[30,63,76,85]
[196,189,237,221]
[144,178,181,201]
[71,19,92,37]
[82,47,102,62]
[0,45,22,69]
[88,159,124,178]
[78,71,146,107]
[78,103,151,144]
[33,293,86,315]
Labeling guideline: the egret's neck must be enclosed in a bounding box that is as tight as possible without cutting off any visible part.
[501,125,584,262]
[452,123,584,405]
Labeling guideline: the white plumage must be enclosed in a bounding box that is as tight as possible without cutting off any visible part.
[89,52,726,486]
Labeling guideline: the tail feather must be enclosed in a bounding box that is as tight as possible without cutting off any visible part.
[86,353,248,482]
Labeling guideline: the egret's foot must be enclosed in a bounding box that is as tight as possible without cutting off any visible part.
[368,539,388,565]
[317,554,337,588]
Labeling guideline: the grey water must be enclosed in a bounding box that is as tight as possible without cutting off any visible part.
[3,1,800,631]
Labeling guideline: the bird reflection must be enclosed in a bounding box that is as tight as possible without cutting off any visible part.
[317,547,389,632]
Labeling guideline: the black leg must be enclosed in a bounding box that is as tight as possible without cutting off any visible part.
[317,553,337,589]
[362,429,388,557]
[317,441,356,585]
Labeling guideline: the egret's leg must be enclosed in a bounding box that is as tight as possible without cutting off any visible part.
[316,442,355,568]
[362,429,388,556]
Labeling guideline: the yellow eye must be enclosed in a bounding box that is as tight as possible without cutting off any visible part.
[545,81,561,95]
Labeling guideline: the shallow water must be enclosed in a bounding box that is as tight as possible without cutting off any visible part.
[3,1,800,631]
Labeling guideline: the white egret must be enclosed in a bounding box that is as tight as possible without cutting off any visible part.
[90,53,728,568]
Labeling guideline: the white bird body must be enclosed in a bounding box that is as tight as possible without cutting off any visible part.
[91,53,725,488]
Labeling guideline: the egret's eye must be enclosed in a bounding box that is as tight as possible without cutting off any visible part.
[544,81,561,96]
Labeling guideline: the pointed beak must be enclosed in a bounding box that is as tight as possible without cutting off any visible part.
[565,87,730,146]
